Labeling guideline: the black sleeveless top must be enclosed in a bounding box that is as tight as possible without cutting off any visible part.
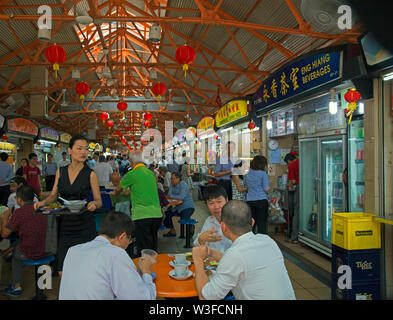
[57,164,96,237]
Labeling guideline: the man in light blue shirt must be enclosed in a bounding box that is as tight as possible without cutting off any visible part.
[42,154,57,191]
[59,212,156,300]
[163,171,195,237]
[214,141,237,201]
[0,152,13,206]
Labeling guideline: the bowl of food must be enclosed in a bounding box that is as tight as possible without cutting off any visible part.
[64,200,87,213]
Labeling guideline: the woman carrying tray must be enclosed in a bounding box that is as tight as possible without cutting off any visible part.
[34,135,102,276]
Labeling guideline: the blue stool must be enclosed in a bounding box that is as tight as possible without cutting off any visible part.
[22,255,55,300]
[178,219,198,248]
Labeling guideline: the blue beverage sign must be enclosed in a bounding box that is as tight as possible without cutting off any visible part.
[253,51,342,112]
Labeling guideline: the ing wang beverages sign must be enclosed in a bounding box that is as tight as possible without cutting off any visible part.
[253,50,343,112]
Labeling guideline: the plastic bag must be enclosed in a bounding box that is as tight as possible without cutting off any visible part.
[268,191,286,224]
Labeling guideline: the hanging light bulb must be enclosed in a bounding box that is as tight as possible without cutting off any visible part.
[329,89,338,115]
[266,114,273,130]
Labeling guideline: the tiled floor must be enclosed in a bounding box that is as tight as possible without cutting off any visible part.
[0,200,331,300]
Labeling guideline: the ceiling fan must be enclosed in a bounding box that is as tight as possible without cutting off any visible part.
[60,89,70,107]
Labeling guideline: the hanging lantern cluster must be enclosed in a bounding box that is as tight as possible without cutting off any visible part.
[105,119,114,130]
[117,101,128,117]
[45,43,66,79]
[152,82,166,101]
[248,121,256,131]
[175,44,196,78]
[75,81,90,103]
[344,88,361,125]
[99,112,109,125]
[143,112,153,128]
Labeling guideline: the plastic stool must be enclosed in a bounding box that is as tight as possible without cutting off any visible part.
[178,219,198,248]
[22,255,55,300]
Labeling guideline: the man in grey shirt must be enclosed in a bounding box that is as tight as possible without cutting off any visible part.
[42,154,57,191]
[59,212,156,300]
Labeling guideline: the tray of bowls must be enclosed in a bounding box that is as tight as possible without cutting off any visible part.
[35,200,88,215]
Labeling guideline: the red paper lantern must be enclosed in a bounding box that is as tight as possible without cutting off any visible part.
[144,112,153,121]
[121,138,127,144]
[57,144,61,149]
[143,120,151,128]
[130,135,135,141]
[117,101,128,116]
[44,43,66,78]
[152,82,167,101]
[344,88,361,104]
[248,121,256,130]
[1,135,7,142]
[36,141,41,146]
[105,119,114,129]
[175,44,196,78]
[75,81,90,102]
[99,112,109,124]
[126,126,132,132]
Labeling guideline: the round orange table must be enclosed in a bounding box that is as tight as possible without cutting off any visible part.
[134,253,197,298]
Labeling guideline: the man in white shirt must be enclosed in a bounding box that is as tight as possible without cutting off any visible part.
[59,212,156,300]
[94,155,113,189]
[193,200,296,300]
[193,184,232,252]
[58,152,70,168]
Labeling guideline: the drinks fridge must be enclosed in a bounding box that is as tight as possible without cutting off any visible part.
[348,118,365,212]
[297,110,347,257]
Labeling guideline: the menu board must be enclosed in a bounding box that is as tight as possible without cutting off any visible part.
[60,133,72,144]
[7,117,38,137]
[268,109,296,137]
[40,127,59,142]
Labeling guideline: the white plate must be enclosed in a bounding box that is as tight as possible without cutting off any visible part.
[169,260,191,268]
[169,270,193,281]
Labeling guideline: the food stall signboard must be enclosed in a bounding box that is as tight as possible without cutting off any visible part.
[60,133,72,144]
[40,127,59,142]
[215,100,248,128]
[197,116,214,138]
[185,127,196,141]
[7,118,39,136]
[253,51,342,112]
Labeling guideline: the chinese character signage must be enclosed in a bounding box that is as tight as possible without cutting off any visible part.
[197,116,215,138]
[253,51,342,112]
[215,100,248,128]
[7,117,39,137]
[40,127,59,142]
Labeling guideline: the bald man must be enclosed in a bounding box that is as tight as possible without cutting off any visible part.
[192,200,296,300]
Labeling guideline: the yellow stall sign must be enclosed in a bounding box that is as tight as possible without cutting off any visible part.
[197,116,214,138]
[215,100,248,128]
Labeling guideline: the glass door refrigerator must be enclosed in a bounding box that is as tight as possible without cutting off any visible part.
[348,118,365,212]
[297,110,347,257]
